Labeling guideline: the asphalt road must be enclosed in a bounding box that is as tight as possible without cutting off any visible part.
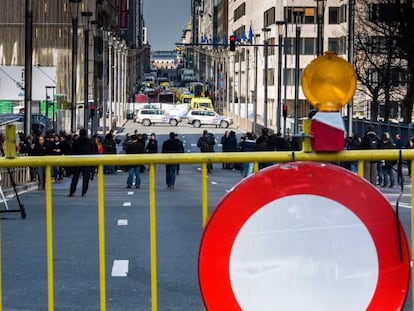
[0,121,412,310]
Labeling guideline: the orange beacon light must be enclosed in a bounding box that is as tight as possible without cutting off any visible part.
[302,52,357,151]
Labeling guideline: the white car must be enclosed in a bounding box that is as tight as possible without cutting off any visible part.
[187,110,233,128]
[134,108,182,126]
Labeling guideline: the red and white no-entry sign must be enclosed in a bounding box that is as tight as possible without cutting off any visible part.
[198,162,410,311]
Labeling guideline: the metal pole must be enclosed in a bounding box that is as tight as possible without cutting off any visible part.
[283,22,288,136]
[83,26,89,132]
[52,87,55,130]
[45,87,49,132]
[232,52,235,114]
[24,0,33,136]
[245,49,249,121]
[238,49,242,118]
[347,0,354,136]
[253,38,258,133]
[102,30,107,136]
[277,32,283,134]
[71,14,78,132]
[294,23,301,134]
[108,39,113,130]
[316,3,323,56]
[92,30,98,135]
[263,36,269,128]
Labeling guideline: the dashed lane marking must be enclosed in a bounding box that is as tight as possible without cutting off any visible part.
[127,191,134,195]
[111,260,129,277]
[117,219,128,226]
[123,202,131,207]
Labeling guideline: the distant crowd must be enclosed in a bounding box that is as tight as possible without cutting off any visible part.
[345,124,410,187]
[5,124,405,193]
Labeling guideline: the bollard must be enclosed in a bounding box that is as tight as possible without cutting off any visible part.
[5,125,16,159]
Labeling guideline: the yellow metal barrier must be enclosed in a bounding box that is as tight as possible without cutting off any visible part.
[1,129,414,310]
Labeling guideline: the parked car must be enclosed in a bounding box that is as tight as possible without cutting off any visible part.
[134,108,181,126]
[187,110,233,128]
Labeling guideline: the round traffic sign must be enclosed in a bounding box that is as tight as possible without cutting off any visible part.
[198,162,409,310]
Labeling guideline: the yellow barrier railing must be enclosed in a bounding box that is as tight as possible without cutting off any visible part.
[1,126,414,310]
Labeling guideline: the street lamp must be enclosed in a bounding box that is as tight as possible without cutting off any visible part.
[316,0,327,56]
[82,11,92,133]
[253,34,260,133]
[262,27,271,129]
[276,21,285,134]
[90,20,98,135]
[102,30,108,136]
[69,0,82,132]
[293,8,305,135]
[108,34,113,131]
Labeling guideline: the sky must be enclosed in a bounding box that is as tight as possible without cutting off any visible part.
[144,0,191,51]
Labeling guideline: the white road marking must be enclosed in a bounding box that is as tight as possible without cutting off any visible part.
[111,260,129,277]
[127,191,134,195]
[211,181,218,185]
[117,219,128,226]
[123,202,131,207]
[191,143,197,147]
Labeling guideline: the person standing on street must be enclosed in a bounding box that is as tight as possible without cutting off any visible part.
[197,130,216,173]
[145,133,158,154]
[175,133,185,175]
[361,124,380,185]
[162,132,183,189]
[125,134,145,188]
[68,129,96,197]
[32,135,50,190]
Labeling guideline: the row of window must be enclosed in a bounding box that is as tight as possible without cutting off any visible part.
[235,4,348,27]
[232,35,347,61]
[257,67,408,88]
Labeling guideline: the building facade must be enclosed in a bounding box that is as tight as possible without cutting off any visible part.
[0,0,150,133]
[188,0,355,134]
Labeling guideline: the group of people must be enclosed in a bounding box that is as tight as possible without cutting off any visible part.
[17,129,120,196]
[9,124,411,195]
[347,124,409,187]
[122,130,185,189]
[219,128,301,177]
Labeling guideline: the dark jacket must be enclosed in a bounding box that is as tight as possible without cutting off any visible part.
[162,138,182,153]
[71,136,96,155]
[146,139,158,153]
[126,140,145,154]
[197,134,215,152]
[32,140,50,156]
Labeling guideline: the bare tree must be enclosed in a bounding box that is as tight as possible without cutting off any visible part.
[354,0,413,122]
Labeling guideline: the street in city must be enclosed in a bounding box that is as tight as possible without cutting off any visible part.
[0,121,412,310]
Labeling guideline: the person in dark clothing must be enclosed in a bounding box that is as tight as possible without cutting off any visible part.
[103,132,117,174]
[360,124,380,185]
[346,133,362,173]
[239,132,256,177]
[68,129,96,197]
[162,132,183,189]
[145,133,158,154]
[284,133,301,151]
[221,130,238,169]
[32,135,50,190]
[175,133,185,175]
[125,135,145,188]
[256,128,274,169]
[379,132,396,188]
[197,130,216,173]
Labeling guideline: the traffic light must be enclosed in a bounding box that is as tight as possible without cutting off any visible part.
[282,104,288,118]
[90,104,96,118]
[229,35,236,51]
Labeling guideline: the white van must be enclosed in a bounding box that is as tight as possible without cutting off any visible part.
[134,108,181,126]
